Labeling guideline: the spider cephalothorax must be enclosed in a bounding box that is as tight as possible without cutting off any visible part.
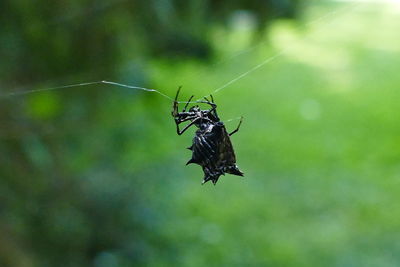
[172,87,244,185]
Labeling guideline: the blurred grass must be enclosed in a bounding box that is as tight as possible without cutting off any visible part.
[2,1,400,266]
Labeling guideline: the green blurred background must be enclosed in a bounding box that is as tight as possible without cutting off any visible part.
[1,0,400,266]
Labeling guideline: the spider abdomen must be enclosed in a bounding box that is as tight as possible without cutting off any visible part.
[187,122,243,184]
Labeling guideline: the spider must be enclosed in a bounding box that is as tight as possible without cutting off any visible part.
[172,87,244,185]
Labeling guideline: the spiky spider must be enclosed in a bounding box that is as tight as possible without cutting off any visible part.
[172,87,244,185]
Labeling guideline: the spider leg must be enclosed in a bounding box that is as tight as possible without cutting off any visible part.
[209,95,219,119]
[174,86,182,102]
[198,100,220,121]
[197,100,217,109]
[175,114,195,124]
[183,95,194,112]
[176,117,201,135]
[172,86,182,117]
[203,94,214,103]
[198,95,217,113]
[229,116,243,136]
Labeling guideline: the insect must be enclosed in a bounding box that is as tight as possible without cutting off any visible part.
[172,87,244,185]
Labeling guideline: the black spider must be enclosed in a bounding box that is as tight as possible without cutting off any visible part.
[172,87,244,185]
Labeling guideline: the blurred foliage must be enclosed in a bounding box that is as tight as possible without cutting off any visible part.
[2,0,400,267]
[0,0,300,85]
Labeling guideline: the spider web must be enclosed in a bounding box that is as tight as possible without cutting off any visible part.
[0,1,361,103]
